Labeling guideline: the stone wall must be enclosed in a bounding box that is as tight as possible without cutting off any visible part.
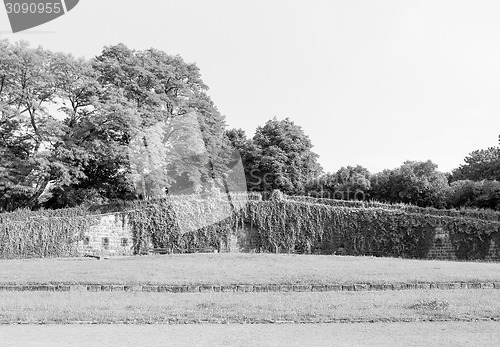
[486,237,500,261]
[235,223,261,252]
[427,227,457,260]
[75,214,134,257]
[426,227,500,261]
[75,213,500,261]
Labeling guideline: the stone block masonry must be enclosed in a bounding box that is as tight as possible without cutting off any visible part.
[427,227,457,260]
[487,238,500,261]
[427,227,500,262]
[1,281,499,293]
[75,214,134,257]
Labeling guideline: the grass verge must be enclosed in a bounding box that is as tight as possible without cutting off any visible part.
[0,289,499,324]
[1,254,500,285]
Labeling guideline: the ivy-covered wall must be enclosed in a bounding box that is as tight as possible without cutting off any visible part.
[76,211,500,262]
[2,194,500,261]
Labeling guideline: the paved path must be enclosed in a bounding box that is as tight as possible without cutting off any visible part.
[1,322,499,346]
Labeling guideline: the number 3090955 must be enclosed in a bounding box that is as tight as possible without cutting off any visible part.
[5,2,63,14]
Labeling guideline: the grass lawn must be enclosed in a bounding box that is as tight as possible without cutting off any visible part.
[0,289,498,324]
[0,254,499,285]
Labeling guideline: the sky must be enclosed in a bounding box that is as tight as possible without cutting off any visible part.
[1,0,500,174]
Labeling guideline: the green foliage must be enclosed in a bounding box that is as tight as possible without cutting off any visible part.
[370,160,450,208]
[0,206,87,222]
[289,195,500,221]
[448,180,500,211]
[305,166,371,200]
[452,147,500,182]
[0,207,93,259]
[249,117,322,195]
[93,44,233,199]
[1,192,498,260]
[225,128,261,192]
[244,199,500,259]
[1,40,237,211]
[125,193,500,259]
[125,194,245,254]
[448,218,498,260]
[270,189,285,201]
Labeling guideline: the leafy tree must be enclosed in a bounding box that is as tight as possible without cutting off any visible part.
[448,179,500,210]
[92,44,234,198]
[447,180,482,208]
[334,165,371,200]
[250,117,322,195]
[45,51,140,207]
[304,172,339,198]
[0,40,237,210]
[225,128,259,191]
[371,160,450,208]
[0,40,65,210]
[305,165,371,200]
[476,180,500,210]
[452,147,500,182]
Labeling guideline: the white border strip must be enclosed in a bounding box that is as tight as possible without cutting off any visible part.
[60,0,68,14]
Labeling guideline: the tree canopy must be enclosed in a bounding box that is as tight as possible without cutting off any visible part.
[1,39,499,213]
[451,147,500,182]
[370,160,450,208]
[245,117,322,195]
[305,165,371,200]
[0,40,242,211]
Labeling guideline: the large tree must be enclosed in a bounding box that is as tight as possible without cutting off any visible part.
[249,117,322,195]
[46,50,140,207]
[0,40,237,210]
[0,40,71,210]
[92,44,238,198]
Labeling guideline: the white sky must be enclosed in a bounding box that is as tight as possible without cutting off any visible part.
[1,0,499,174]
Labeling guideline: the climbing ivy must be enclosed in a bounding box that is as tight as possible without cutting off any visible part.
[0,214,94,259]
[125,194,246,254]
[1,192,498,259]
[289,196,500,221]
[243,199,500,258]
[125,195,500,258]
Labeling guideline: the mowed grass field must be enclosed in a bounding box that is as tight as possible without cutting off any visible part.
[0,289,499,324]
[1,254,500,325]
[1,254,500,285]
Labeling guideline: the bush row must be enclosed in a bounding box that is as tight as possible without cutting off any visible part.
[0,206,88,223]
[288,195,500,221]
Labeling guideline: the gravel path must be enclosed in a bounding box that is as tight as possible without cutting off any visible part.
[1,322,499,346]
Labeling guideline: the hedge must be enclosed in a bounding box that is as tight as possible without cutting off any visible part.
[1,193,499,260]
[288,195,500,221]
[0,216,94,259]
[0,206,94,259]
